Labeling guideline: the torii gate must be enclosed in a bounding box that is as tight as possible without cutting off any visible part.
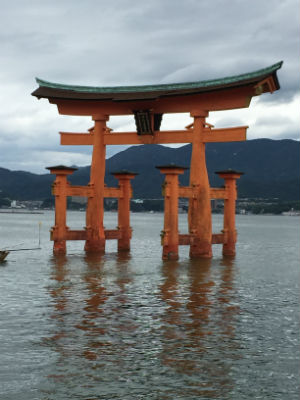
[32,61,282,259]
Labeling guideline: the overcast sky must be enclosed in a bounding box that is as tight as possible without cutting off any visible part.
[0,0,299,173]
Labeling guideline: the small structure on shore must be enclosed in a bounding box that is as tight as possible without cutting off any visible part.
[32,62,282,259]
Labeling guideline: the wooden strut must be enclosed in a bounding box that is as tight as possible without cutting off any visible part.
[158,167,243,259]
[48,164,137,255]
[157,165,187,261]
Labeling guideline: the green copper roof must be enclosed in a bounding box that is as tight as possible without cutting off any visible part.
[34,61,282,94]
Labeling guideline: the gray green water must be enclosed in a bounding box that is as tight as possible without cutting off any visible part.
[0,212,299,399]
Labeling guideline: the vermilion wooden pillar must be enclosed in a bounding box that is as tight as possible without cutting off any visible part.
[188,111,212,258]
[47,165,77,255]
[112,171,138,251]
[216,170,243,256]
[85,116,108,253]
[157,165,187,260]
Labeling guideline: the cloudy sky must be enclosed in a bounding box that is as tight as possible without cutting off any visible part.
[0,0,299,173]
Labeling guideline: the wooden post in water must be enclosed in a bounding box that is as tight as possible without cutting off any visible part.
[47,166,77,255]
[188,111,212,258]
[216,170,243,256]
[84,116,108,253]
[157,165,187,260]
[112,171,138,251]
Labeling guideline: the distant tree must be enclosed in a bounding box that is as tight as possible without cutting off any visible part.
[41,197,54,208]
[0,197,10,207]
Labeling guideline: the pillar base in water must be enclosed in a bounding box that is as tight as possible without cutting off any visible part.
[117,228,131,252]
[53,240,66,255]
[222,243,236,257]
[84,239,105,253]
[118,243,130,252]
[162,250,179,261]
[189,239,212,259]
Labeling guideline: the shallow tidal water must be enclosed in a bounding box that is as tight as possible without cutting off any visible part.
[0,211,299,399]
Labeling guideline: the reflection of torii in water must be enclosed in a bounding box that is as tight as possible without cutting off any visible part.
[32,62,282,259]
[45,253,132,365]
[159,257,240,397]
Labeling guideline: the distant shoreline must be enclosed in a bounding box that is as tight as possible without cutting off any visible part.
[1,209,299,217]
[0,209,43,214]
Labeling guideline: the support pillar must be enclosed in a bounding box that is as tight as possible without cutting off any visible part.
[157,164,187,260]
[85,116,108,253]
[216,170,243,256]
[112,170,138,251]
[188,111,212,258]
[46,165,77,255]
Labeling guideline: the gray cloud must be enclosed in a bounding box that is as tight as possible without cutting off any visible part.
[0,0,299,173]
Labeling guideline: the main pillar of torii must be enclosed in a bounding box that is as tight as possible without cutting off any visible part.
[32,62,282,257]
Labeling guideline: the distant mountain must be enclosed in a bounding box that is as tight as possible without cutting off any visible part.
[0,167,53,200]
[0,139,299,201]
[103,139,300,200]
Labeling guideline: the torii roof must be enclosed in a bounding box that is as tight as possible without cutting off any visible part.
[32,62,282,102]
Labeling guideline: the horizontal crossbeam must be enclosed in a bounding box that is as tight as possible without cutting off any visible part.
[60,132,94,145]
[105,229,121,240]
[54,184,122,199]
[179,187,228,199]
[104,187,122,198]
[104,130,193,144]
[52,229,227,244]
[178,232,227,245]
[212,233,226,244]
[202,126,247,142]
[51,229,122,241]
[179,187,196,198]
[51,228,87,241]
[66,185,94,197]
[210,188,228,199]
[66,230,87,240]
[179,234,193,245]
[60,126,247,146]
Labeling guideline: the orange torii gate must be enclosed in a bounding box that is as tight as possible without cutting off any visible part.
[32,62,282,259]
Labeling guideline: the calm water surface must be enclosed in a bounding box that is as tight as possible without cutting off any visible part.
[0,212,299,399]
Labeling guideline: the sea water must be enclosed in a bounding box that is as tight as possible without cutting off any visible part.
[0,212,299,399]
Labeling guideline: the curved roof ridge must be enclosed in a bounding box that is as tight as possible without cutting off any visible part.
[35,61,283,94]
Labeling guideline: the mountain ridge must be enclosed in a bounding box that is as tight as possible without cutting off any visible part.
[0,139,299,201]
